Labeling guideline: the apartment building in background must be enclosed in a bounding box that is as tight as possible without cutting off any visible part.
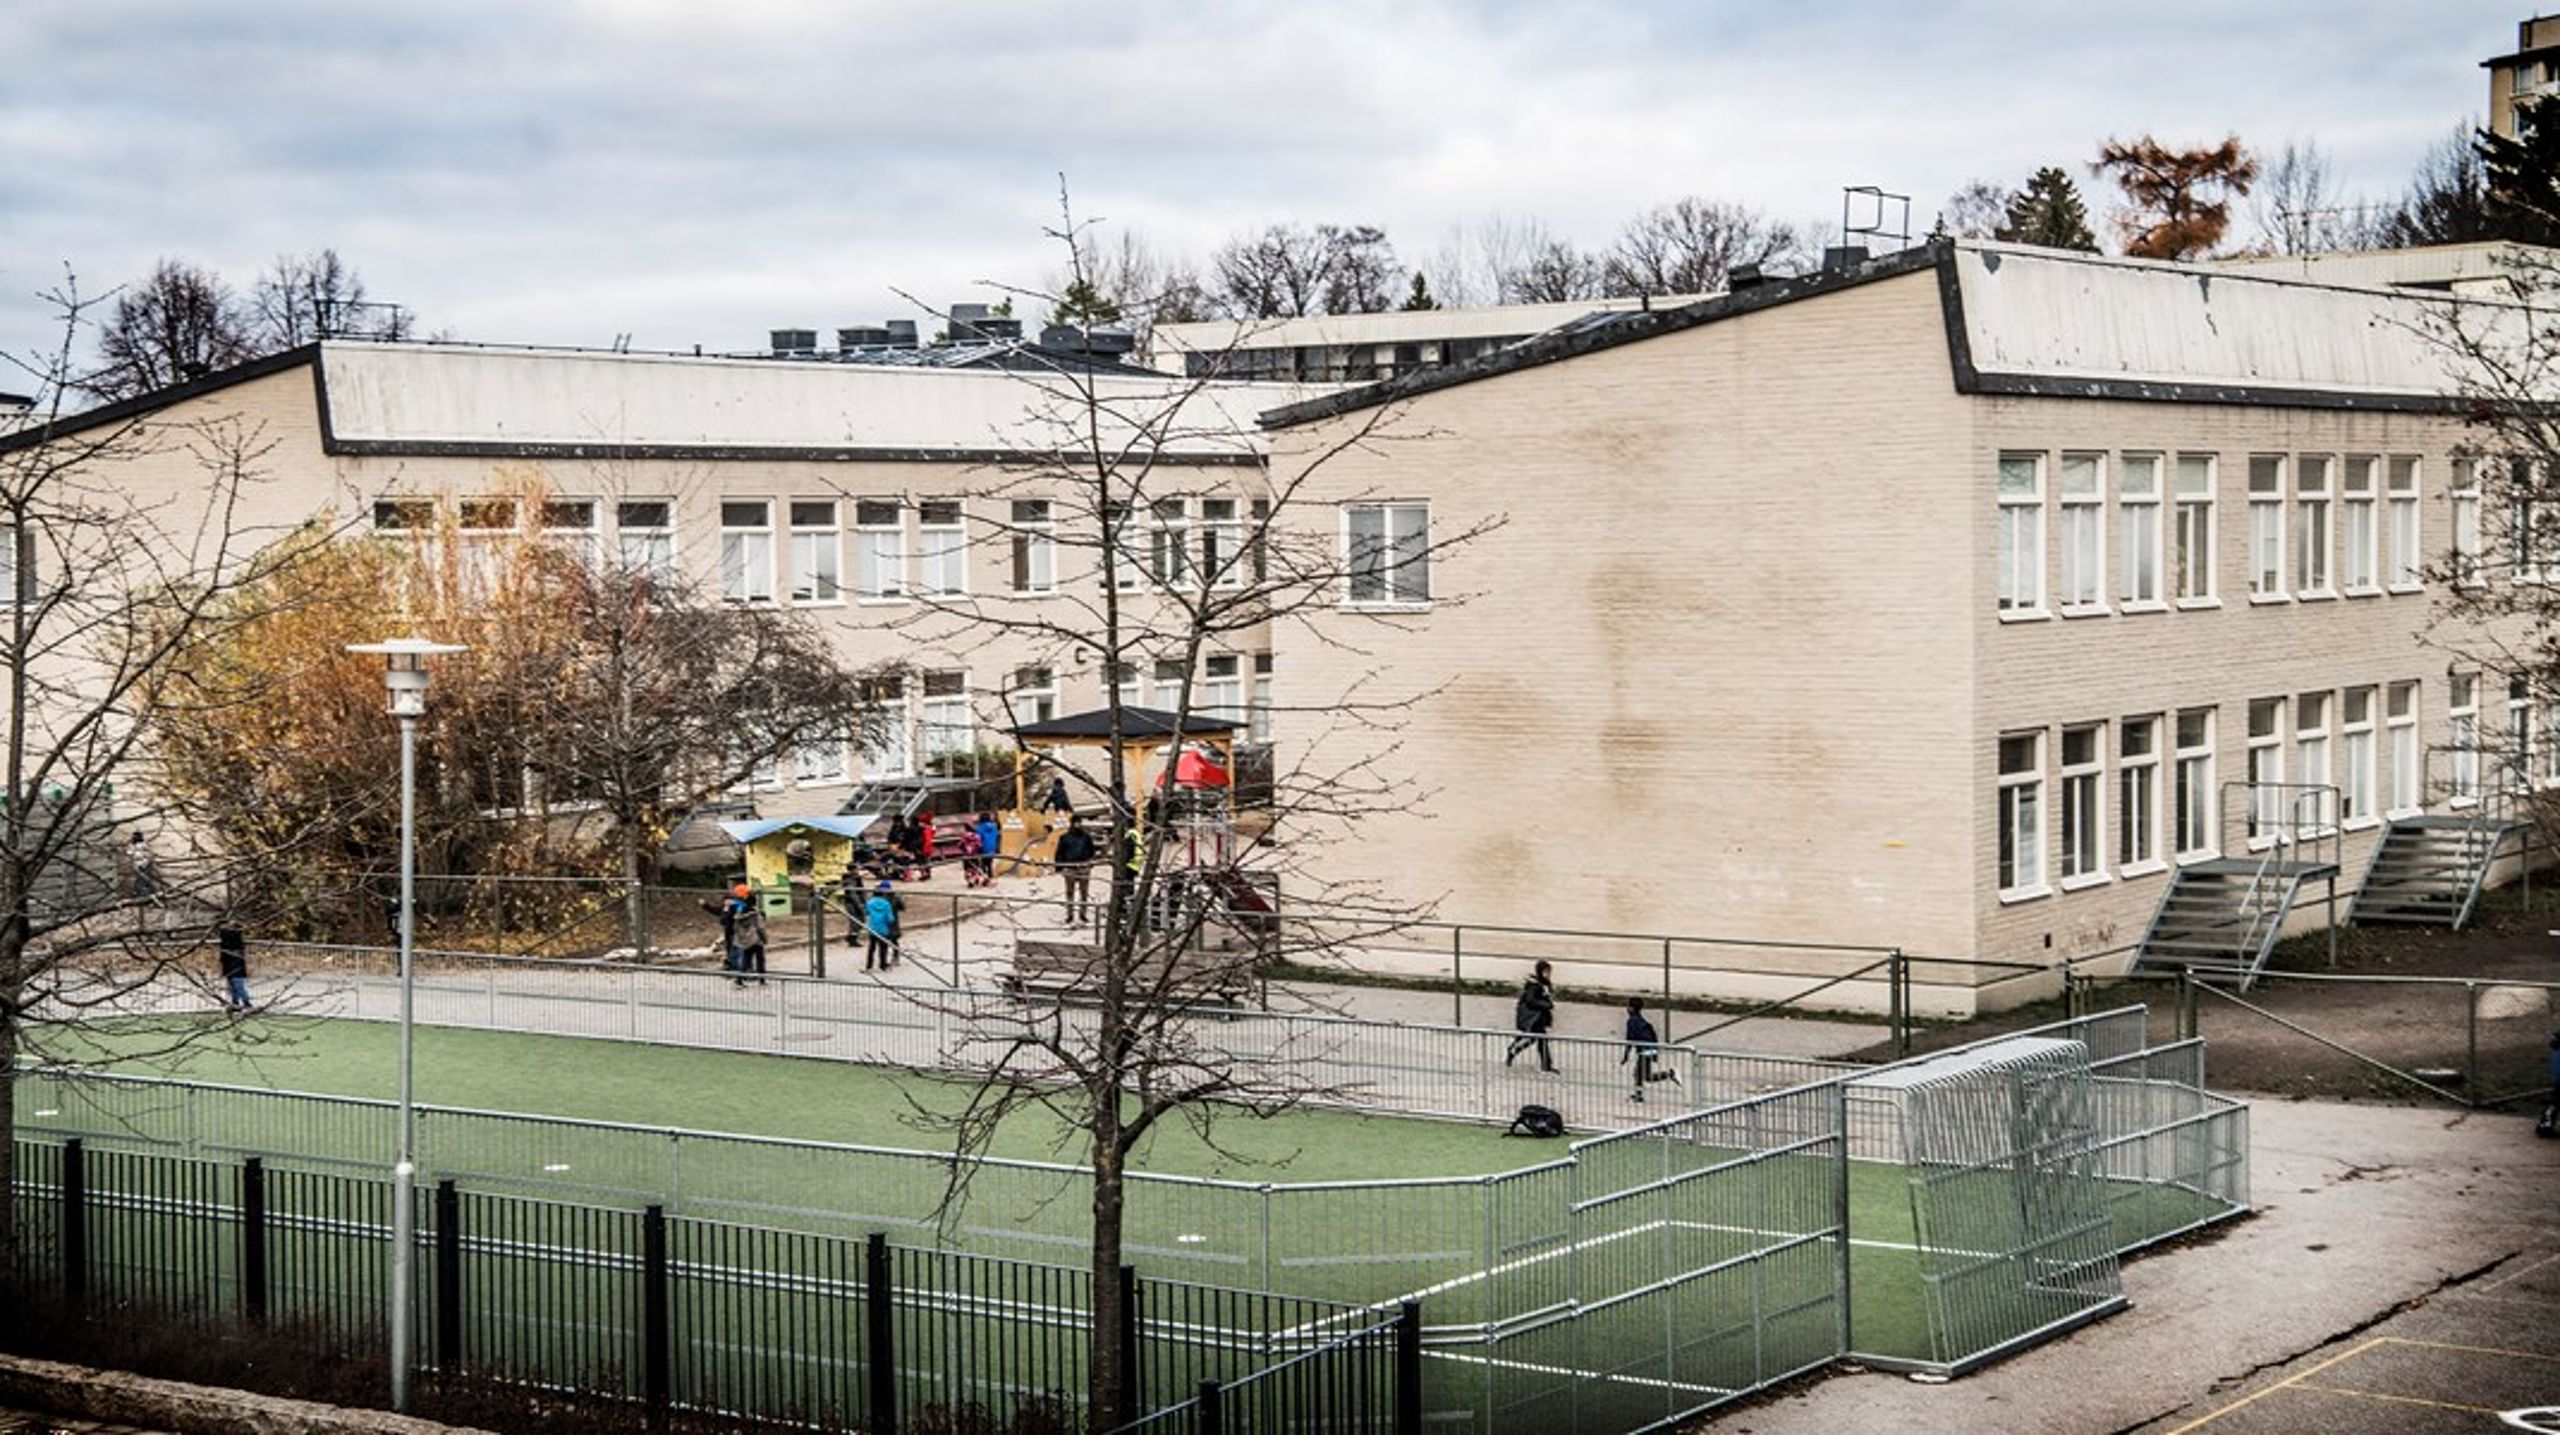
[1265,240,2533,1010]
[2486,13,2560,137]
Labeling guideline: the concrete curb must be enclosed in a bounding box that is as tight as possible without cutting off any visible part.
[0,1355,493,1435]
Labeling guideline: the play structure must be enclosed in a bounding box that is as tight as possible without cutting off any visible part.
[714,814,882,915]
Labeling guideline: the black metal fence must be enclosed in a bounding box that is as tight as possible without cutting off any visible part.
[5,1137,1424,1433]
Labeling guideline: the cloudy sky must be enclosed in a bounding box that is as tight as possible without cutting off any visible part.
[0,2,2530,357]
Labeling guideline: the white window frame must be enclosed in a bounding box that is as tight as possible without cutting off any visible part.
[2386,682,2421,818]
[920,670,972,758]
[719,499,776,605]
[2294,691,2333,836]
[1997,731,2048,901]
[455,495,518,597]
[2339,686,2377,829]
[2245,697,2286,847]
[1105,502,1146,593]
[1150,498,1191,591]
[2058,722,2106,888]
[855,499,907,602]
[788,498,841,605]
[614,498,677,586]
[2173,708,2218,861]
[1009,499,1056,595]
[1007,666,1058,727]
[2119,714,2164,876]
[1249,651,1274,746]
[2514,458,2550,585]
[917,500,967,598]
[793,731,849,788]
[2385,456,2422,592]
[1342,501,1432,607]
[2449,672,2481,806]
[859,676,913,779]
[2508,675,2535,795]
[2293,454,2334,599]
[2057,453,2106,615]
[2452,460,2484,589]
[2248,455,2287,602]
[2340,456,2379,595]
[2118,453,2164,610]
[541,497,600,568]
[1996,453,2046,619]
[2173,455,2218,606]
[1200,498,1246,590]
[0,523,19,608]
[1201,652,1245,725]
[1151,657,1189,713]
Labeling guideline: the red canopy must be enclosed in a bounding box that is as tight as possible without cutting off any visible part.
[1171,748,1232,788]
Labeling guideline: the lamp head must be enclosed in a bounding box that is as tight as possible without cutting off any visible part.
[346,637,467,717]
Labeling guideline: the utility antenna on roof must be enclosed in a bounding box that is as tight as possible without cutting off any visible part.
[1841,186,1913,252]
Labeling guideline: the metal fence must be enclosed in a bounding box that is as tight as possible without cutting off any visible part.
[1112,1302,1419,1435]
[12,1001,2248,1432]
[6,1135,1406,1432]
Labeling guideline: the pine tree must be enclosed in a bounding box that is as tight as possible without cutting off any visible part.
[1049,277,1123,329]
[2479,103,2560,247]
[1399,271,1439,311]
[1996,168,2100,252]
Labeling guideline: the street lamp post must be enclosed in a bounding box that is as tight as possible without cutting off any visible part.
[349,636,465,1413]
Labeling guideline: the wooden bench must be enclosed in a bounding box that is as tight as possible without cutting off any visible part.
[1007,938,1262,1009]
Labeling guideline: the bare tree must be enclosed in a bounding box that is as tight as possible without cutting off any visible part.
[1209,222,1403,318]
[2092,134,2261,260]
[250,248,413,348]
[898,195,1496,1428]
[1940,178,2016,240]
[0,275,332,1271]
[1602,197,1810,296]
[1046,228,1215,340]
[2381,123,2504,248]
[81,260,255,402]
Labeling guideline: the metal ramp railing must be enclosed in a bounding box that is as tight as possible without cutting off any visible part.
[2130,782,2341,990]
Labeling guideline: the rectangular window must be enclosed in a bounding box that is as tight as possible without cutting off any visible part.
[920,670,971,757]
[794,732,848,787]
[2450,672,2481,803]
[2174,455,2216,602]
[2058,453,2105,611]
[859,675,911,778]
[615,499,676,585]
[1007,666,1057,727]
[729,744,783,794]
[2294,692,2332,834]
[1151,657,1188,712]
[1249,650,1274,745]
[1106,659,1143,710]
[1997,732,2045,898]
[2387,682,2421,815]
[2174,708,2217,859]
[2452,459,2483,588]
[2516,458,2549,584]
[2386,457,2422,590]
[1150,499,1190,589]
[918,500,966,597]
[855,500,905,599]
[2059,723,2104,883]
[541,498,599,568]
[1200,498,1245,588]
[2509,676,2534,794]
[788,499,840,604]
[1996,454,2045,615]
[1201,653,1245,724]
[2119,715,2161,870]
[2248,455,2286,598]
[1345,501,1431,605]
[1009,499,1055,594]
[2340,687,2377,825]
[1249,498,1271,584]
[2118,454,2162,607]
[1105,502,1146,592]
[2294,455,2332,596]
[2246,697,2286,842]
[719,500,775,604]
[456,496,517,595]
[2341,456,2377,592]
[0,523,18,606]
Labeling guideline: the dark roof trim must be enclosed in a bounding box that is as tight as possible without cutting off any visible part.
[2483,43,2560,68]
[1257,244,1947,428]
[1958,372,2485,415]
[0,345,321,455]
[1013,705,1240,740]
[318,437,1261,466]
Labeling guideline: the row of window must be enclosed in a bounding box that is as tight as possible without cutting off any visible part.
[1996,680,2437,900]
[372,494,1433,608]
[1993,451,2463,617]
[732,654,1278,793]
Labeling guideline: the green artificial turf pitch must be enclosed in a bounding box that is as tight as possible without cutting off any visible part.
[22,1016,2233,1369]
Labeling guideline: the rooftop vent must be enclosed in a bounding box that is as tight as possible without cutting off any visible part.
[884,319,919,349]
[1822,245,1872,274]
[770,328,818,357]
[837,326,893,350]
[1728,265,1767,292]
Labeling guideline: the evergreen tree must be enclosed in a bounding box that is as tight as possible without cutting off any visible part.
[1400,271,1439,311]
[1049,276,1124,329]
[1996,167,2100,252]
[2479,103,2560,246]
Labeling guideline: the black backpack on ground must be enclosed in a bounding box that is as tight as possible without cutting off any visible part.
[1505,1104,1566,1138]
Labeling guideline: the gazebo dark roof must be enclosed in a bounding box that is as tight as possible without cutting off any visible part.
[1011,706,1240,741]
